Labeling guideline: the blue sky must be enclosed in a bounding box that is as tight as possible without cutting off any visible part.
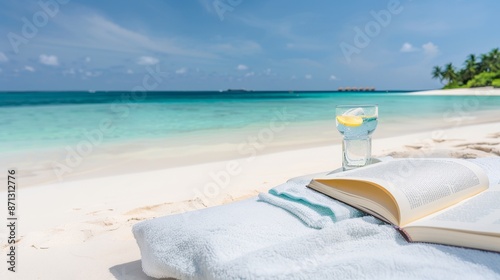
[0,0,499,91]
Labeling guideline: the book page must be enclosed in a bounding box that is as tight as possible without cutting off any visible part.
[402,159,500,251]
[318,159,489,225]
[469,157,500,188]
[406,187,500,235]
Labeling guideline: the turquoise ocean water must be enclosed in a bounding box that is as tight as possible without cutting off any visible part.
[1,91,500,153]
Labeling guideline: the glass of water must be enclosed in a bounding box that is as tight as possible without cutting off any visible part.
[335,105,378,170]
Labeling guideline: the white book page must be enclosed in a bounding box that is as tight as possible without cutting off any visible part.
[408,161,500,232]
[406,188,500,234]
[468,157,500,188]
[322,158,489,225]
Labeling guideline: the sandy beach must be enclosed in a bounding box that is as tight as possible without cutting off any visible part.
[1,89,500,279]
[411,87,500,96]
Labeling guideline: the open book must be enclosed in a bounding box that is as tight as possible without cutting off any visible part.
[307,158,500,252]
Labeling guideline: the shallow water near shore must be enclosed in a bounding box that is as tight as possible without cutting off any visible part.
[2,90,500,153]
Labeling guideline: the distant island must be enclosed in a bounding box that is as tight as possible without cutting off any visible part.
[432,48,500,89]
[338,87,375,92]
[225,89,253,92]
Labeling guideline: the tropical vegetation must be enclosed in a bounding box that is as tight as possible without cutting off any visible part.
[431,48,500,89]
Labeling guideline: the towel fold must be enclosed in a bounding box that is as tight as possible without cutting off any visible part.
[133,157,500,280]
[258,169,363,229]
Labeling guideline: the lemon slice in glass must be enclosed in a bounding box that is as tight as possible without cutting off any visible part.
[336,115,363,127]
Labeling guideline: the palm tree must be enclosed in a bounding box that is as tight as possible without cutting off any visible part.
[432,47,500,89]
[479,53,493,72]
[488,48,500,72]
[462,54,477,83]
[442,63,457,84]
[431,66,444,84]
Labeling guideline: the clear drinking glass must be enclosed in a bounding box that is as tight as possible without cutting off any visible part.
[335,105,378,170]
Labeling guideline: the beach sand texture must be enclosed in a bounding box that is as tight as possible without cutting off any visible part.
[1,89,500,279]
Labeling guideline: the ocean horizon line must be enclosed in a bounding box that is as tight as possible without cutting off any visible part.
[0,89,426,94]
[0,89,426,108]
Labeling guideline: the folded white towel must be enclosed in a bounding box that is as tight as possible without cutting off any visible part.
[133,157,500,279]
[260,167,362,228]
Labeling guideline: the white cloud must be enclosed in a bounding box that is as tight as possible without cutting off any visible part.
[422,42,439,56]
[237,64,248,71]
[85,56,91,63]
[0,52,8,63]
[176,67,187,74]
[245,72,255,77]
[51,14,214,59]
[305,74,312,80]
[290,75,297,80]
[329,75,337,80]
[39,54,59,66]
[126,69,134,74]
[137,56,159,65]
[24,66,35,72]
[400,42,418,53]
[399,42,437,56]
[264,68,272,75]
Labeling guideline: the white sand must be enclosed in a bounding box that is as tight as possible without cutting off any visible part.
[411,87,500,96]
[1,120,500,279]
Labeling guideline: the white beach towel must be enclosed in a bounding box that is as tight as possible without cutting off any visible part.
[132,157,500,280]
